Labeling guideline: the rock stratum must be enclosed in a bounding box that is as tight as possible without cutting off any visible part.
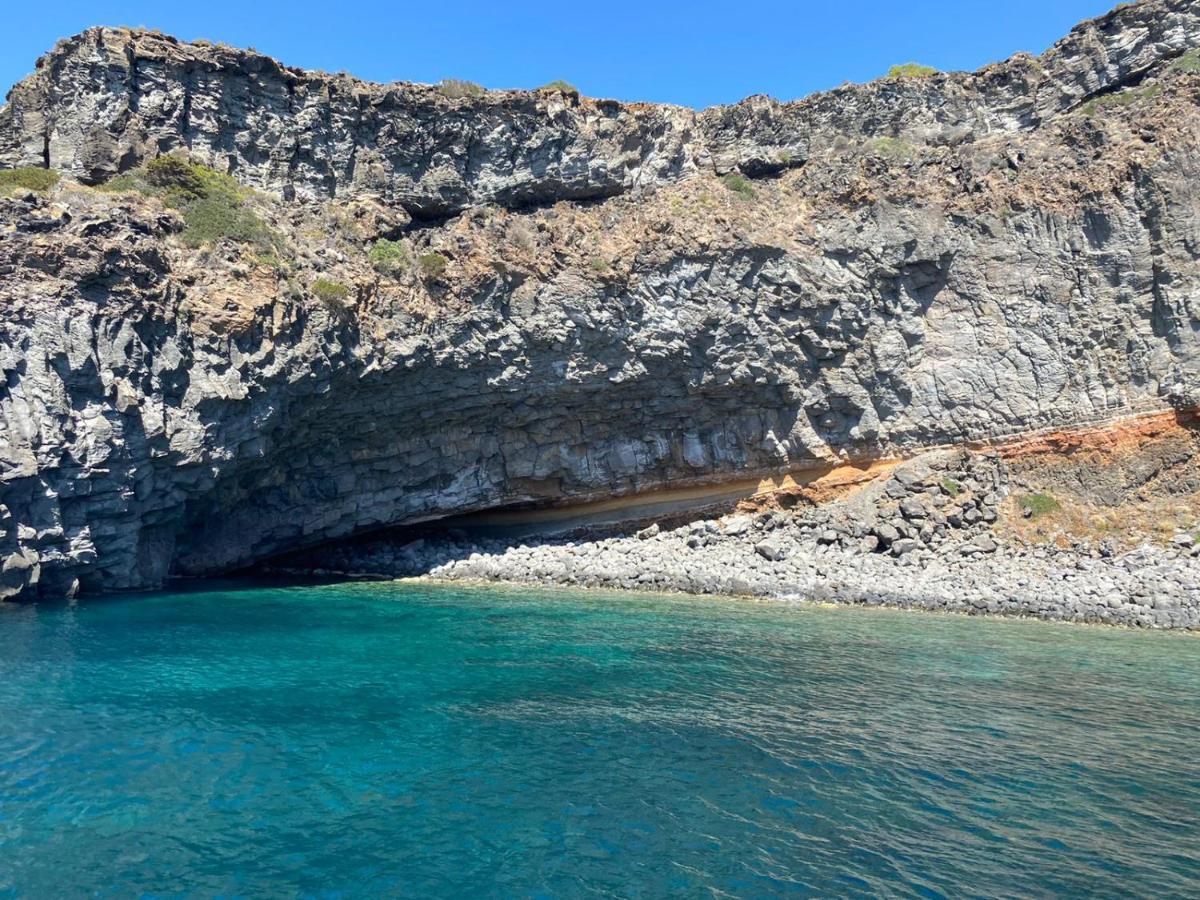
[1,0,1199,601]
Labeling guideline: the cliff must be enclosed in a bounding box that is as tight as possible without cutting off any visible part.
[1,0,1198,599]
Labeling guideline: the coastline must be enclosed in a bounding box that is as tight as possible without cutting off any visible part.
[287,535,1200,631]
[394,575,1200,634]
[275,446,1200,631]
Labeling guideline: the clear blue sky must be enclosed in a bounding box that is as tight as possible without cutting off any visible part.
[3,0,1117,109]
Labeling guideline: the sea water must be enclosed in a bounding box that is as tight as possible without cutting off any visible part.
[1,581,1197,897]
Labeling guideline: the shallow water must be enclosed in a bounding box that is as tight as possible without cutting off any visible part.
[1,581,1198,897]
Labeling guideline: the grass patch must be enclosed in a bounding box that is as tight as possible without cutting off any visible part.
[588,257,610,274]
[438,78,485,99]
[417,252,448,282]
[507,220,536,251]
[253,253,283,273]
[941,477,961,497]
[1018,492,1061,518]
[0,167,60,193]
[1170,49,1200,73]
[1079,83,1163,116]
[368,238,411,275]
[539,79,579,97]
[720,173,755,200]
[96,171,147,194]
[312,277,351,310]
[868,136,915,161]
[887,63,938,79]
[100,154,278,250]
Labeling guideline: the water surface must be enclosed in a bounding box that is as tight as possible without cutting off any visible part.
[1,581,1198,897]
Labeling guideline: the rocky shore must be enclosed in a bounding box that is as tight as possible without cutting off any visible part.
[276,450,1200,630]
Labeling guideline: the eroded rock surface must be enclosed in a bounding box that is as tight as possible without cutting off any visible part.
[1,0,1199,599]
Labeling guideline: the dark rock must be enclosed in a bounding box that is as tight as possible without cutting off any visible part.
[636,523,661,540]
[874,523,901,546]
[755,538,788,561]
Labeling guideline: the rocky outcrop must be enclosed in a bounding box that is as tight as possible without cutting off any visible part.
[1,1,1199,600]
[4,0,1200,208]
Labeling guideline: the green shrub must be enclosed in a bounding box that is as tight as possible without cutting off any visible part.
[312,277,351,309]
[941,477,961,497]
[720,173,755,200]
[417,252,448,281]
[1170,49,1200,73]
[0,167,60,193]
[1018,492,1061,518]
[1079,83,1163,116]
[869,136,915,161]
[100,154,278,250]
[144,154,209,201]
[438,78,485,99]
[887,63,938,79]
[368,238,411,275]
[181,197,276,249]
[588,256,610,273]
[253,252,283,272]
[540,79,579,97]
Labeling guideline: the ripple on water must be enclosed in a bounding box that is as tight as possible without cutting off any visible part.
[0,581,1198,897]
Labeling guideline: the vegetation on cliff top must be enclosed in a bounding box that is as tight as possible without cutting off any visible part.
[437,78,485,99]
[101,155,278,250]
[539,80,580,97]
[886,63,938,79]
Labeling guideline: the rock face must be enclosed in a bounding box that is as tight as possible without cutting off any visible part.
[1,0,1199,599]
[4,1,1200,205]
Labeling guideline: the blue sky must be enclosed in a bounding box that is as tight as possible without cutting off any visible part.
[3,0,1117,109]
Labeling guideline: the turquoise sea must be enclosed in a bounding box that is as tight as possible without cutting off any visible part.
[1,580,1198,897]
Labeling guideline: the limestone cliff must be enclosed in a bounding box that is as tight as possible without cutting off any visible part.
[1,0,1198,599]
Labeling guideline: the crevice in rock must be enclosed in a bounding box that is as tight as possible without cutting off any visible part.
[124,41,141,115]
[1065,63,1158,114]
[391,206,460,234]
[180,65,193,140]
[735,158,806,179]
[396,183,626,233]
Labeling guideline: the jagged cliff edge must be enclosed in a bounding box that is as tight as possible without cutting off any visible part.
[0,0,1198,599]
